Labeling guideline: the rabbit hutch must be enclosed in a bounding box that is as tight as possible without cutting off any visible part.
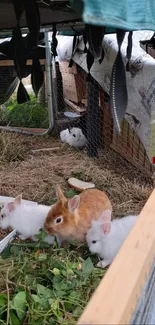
[0,1,155,325]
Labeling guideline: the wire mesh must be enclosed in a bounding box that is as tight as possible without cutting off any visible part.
[0,32,154,277]
[53,61,87,132]
[0,65,18,105]
[55,58,155,177]
[130,258,155,325]
[0,64,49,130]
[0,30,154,178]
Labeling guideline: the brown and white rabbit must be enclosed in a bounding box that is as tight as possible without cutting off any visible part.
[44,185,112,245]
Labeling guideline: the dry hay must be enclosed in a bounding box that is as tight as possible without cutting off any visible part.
[0,132,153,324]
[0,132,153,229]
[0,131,27,162]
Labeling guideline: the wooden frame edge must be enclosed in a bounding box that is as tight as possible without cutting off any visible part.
[77,189,155,325]
[0,59,45,66]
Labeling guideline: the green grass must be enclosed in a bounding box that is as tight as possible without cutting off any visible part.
[0,235,105,325]
[0,95,48,129]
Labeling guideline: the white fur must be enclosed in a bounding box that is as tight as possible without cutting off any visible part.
[0,199,54,244]
[60,127,87,148]
[60,129,70,143]
[86,214,138,268]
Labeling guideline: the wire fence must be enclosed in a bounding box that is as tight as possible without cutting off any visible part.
[55,59,155,178]
[0,30,155,178]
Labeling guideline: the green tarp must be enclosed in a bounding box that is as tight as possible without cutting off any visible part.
[71,0,155,31]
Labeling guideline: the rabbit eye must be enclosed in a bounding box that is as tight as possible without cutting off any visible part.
[73,134,76,137]
[55,216,63,224]
[92,240,97,244]
[1,214,5,219]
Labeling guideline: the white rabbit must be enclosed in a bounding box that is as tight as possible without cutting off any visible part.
[0,194,54,244]
[60,128,70,143]
[68,127,87,148]
[60,127,87,148]
[86,209,138,268]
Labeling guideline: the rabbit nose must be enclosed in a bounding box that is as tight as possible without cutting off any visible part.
[44,223,53,234]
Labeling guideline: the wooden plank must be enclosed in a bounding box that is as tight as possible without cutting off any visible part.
[11,127,46,133]
[110,142,154,177]
[59,61,77,74]
[77,189,155,325]
[0,59,45,66]
[64,97,86,113]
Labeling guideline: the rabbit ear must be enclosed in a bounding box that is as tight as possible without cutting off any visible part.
[7,194,22,212]
[67,195,80,212]
[56,186,66,203]
[100,221,111,235]
[99,209,112,235]
[7,202,16,213]
[99,209,112,222]
[14,194,22,206]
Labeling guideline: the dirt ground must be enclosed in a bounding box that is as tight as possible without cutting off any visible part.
[0,132,153,240]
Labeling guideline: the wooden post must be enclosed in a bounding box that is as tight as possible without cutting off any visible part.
[77,189,155,325]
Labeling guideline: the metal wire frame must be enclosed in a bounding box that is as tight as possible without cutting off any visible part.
[0,30,55,136]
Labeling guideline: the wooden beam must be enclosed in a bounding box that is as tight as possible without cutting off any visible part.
[77,189,155,325]
[64,97,86,113]
[0,59,45,66]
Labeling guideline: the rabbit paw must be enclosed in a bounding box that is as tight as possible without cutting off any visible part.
[97,260,111,269]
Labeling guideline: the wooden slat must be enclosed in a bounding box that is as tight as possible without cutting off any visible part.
[64,97,86,113]
[0,127,46,134]
[0,59,45,66]
[77,189,155,325]
[110,142,154,177]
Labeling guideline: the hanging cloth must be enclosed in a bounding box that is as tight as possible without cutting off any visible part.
[72,0,155,31]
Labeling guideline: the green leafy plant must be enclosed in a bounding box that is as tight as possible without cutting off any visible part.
[0,241,105,325]
[0,95,48,128]
[12,291,27,321]
[65,188,78,198]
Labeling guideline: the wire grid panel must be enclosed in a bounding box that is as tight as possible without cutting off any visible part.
[57,62,105,155]
[0,63,49,130]
[101,92,155,177]
[54,61,88,133]
[130,258,155,325]
[0,66,18,105]
[57,60,155,177]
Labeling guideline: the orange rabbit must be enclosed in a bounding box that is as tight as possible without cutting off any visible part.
[44,185,112,245]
